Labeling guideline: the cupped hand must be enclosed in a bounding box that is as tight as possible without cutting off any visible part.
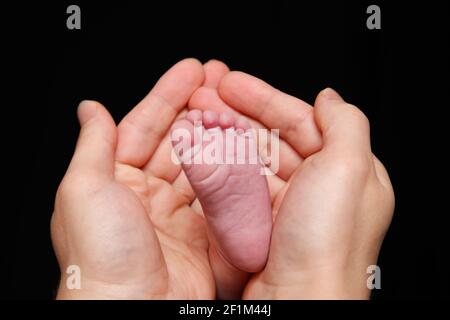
[191,63,394,299]
[51,59,215,299]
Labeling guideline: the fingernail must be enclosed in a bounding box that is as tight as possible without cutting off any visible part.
[320,88,344,101]
[77,100,98,126]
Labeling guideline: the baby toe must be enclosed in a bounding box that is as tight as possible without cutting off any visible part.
[186,109,203,125]
[219,112,235,129]
[203,110,219,128]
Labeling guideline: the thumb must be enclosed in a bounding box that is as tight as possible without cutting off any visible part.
[67,100,117,182]
[314,88,371,154]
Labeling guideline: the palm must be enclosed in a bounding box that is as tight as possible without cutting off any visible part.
[244,154,330,292]
[113,144,214,299]
[109,59,214,298]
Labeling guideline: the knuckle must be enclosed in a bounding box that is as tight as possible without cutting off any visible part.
[347,104,370,129]
[331,152,372,179]
[285,108,313,135]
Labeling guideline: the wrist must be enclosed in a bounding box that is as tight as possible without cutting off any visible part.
[245,259,374,300]
[56,276,165,300]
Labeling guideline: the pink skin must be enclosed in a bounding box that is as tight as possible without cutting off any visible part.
[171,109,272,296]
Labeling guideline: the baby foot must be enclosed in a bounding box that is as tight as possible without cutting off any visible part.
[171,110,272,274]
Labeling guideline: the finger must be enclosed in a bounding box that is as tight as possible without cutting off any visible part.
[218,71,323,157]
[267,174,285,205]
[190,198,204,217]
[67,101,117,182]
[172,170,196,202]
[189,86,235,114]
[187,59,231,112]
[143,132,182,182]
[203,59,230,88]
[314,88,371,154]
[188,85,302,180]
[188,59,231,113]
[116,58,204,167]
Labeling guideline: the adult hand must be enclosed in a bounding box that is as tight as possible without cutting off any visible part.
[213,72,394,299]
[219,73,394,299]
[51,59,216,299]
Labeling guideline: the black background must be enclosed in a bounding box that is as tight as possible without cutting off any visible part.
[1,0,448,300]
